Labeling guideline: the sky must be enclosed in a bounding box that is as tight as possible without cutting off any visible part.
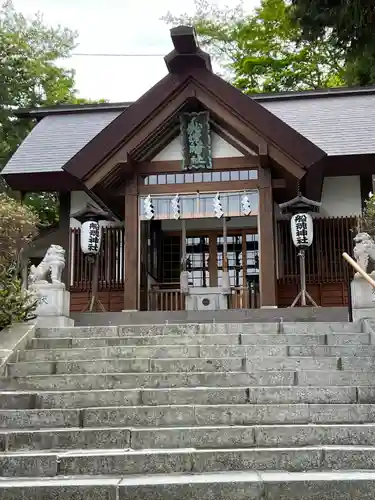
[13,0,259,102]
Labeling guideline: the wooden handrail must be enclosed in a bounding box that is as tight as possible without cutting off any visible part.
[342,252,375,288]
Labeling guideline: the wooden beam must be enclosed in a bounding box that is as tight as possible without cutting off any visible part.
[258,167,277,307]
[302,158,325,202]
[86,84,196,189]
[193,86,307,180]
[138,179,259,195]
[259,143,269,169]
[123,174,139,311]
[137,157,259,174]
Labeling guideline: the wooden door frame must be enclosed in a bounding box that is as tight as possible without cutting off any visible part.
[164,227,258,288]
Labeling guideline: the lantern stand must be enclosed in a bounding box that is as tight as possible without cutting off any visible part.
[71,204,113,313]
[279,193,321,308]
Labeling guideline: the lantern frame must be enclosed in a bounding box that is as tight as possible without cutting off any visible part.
[71,204,113,312]
[278,194,321,308]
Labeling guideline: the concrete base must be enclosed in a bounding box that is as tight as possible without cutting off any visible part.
[32,283,70,317]
[185,287,228,311]
[35,316,74,327]
[351,275,375,321]
[71,307,350,326]
[351,274,375,309]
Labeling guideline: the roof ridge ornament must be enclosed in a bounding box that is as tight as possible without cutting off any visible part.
[165,25,212,74]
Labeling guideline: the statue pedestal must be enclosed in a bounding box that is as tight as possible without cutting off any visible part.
[351,274,375,320]
[185,287,228,311]
[32,283,73,327]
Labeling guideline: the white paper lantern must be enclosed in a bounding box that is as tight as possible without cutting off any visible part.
[291,213,313,248]
[81,220,102,254]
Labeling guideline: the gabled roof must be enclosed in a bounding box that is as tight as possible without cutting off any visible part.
[60,26,326,185]
[3,112,120,175]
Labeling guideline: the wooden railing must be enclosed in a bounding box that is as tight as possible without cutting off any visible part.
[148,286,185,311]
[70,226,124,291]
[229,286,260,309]
[70,216,356,296]
[277,216,356,284]
[148,285,259,311]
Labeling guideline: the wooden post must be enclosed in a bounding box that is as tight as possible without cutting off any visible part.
[123,174,139,311]
[258,167,277,307]
[58,192,71,290]
[180,218,189,295]
[222,217,230,293]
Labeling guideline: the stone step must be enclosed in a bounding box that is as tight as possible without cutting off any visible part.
[30,334,243,348]
[281,322,362,334]
[1,385,368,409]
[0,371,295,391]
[28,334,329,349]
[108,470,375,500]
[3,445,375,477]
[79,403,375,428]
[296,370,375,386]
[36,324,366,340]
[2,369,375,391]
[20,344,375,362]
[288,344,375,356]
[36,323,281,338]
[1,470,375,500]
[7,356,344,377]
[2,403,375,430]
[4,423,375,452]
[7,357,247,376]
[19,344,288,362]
[0,477,121,500]
[29,332,372,349]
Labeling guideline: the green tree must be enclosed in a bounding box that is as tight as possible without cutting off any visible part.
[163,0,346,93]
[0,0,77,168]
[0,1,106,226]
[291,0,375,86]
[0,193,39,330]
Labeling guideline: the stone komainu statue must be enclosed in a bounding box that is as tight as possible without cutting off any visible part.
[28,245,66,285]
[353,232,375,276]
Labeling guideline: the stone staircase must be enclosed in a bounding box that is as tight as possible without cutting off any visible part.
[2,321,375,498]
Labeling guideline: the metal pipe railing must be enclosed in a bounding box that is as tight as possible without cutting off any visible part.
[342,252,375,288]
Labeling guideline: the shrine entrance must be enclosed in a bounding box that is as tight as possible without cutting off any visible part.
[140,213,260,311]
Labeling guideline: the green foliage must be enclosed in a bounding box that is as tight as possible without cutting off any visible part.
[291,0,375,86]
[0,1,107,224]
[0,192,39,268]
[163,0,346,93]
[357,192,375,238]
[23,192,59,228]
[0,193,39,330]
[0,0,78,169]
[0,272,38,330]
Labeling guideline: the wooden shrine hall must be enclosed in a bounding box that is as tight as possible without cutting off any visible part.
[2,25,372,313]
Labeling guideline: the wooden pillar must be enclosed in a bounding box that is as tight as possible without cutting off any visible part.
[258,167,277,307]
[208,233,218,286]
[59,192,71,289]
[123,175,139,310]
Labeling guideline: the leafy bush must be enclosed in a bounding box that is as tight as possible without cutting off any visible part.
[0,193,39,330]
[0,271,39,330]
[358,191,375,238]
[0,192,39,268]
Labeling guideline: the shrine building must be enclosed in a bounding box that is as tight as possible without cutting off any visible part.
[2,26,374,313]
